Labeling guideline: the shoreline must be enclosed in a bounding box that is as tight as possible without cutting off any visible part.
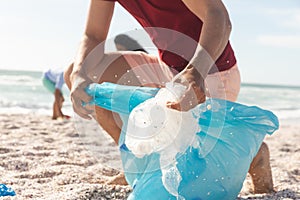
[0,113,299,199]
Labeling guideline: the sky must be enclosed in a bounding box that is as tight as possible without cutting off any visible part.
[0,0,299,86]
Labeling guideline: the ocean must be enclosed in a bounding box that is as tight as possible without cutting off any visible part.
[0,69,72,116]
[1,69,299,124]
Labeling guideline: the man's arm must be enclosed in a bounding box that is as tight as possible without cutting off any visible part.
[168,0,232,111]
[182,0,232,78]
[70,0,115,119]
[72,0,114,74]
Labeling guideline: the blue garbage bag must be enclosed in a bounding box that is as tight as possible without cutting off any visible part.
[85,82,159,115]
[86,82,279,200]
[0,184,16,197]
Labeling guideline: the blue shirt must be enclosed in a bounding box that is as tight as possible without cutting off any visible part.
[43,69,64,90]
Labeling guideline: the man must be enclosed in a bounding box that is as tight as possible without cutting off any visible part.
[42,67,71,120]
[66,0,273,193]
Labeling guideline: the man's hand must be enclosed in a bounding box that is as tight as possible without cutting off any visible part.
[166,65,206,111]
[69,39,107,120]
[70,70,94,119]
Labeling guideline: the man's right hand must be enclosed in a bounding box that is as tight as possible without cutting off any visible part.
[166,65,206,111]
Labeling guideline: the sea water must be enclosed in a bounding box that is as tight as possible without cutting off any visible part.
[0,69,299,124]
[237,83,300,124]
[0,69,72,115]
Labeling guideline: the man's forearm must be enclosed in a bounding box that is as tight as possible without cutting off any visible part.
[72,34,105,80]
[72,0,114,82]
[200,7,232,61]
[191,9,231,79]
[182,0,232,79]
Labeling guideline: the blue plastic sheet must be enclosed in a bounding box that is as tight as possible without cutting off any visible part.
[0,184,16,197]
[86,82,279,200]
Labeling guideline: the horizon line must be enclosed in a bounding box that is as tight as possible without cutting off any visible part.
[0,68,299,88]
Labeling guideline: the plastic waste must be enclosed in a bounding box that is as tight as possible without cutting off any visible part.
[0,184,16,197]
[86,82,279,200]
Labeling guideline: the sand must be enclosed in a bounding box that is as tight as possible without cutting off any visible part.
[0,113,299,200]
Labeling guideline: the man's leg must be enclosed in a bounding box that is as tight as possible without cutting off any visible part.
[248,142,274,193]
[65,51,174,186]
[63,55,125,143]
[52,101,59,120]
[64,51,174,144]
[94,52,174,143]
[53,99,64,120]
[42,76,61,120]
[205,65,274,193]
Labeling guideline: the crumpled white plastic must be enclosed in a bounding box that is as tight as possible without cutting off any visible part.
[125,82,201,199]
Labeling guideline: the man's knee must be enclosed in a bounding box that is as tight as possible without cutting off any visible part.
[248,142,274,193]
[250,142,270,170]
[94,106,122,144]
[259,142,270,156]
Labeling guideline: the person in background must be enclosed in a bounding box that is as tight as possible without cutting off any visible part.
[114,34,148,53]
[42,64,72,120]
[66,0,274,193]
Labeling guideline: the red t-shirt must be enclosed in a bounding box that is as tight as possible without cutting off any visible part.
[106,0,236,73]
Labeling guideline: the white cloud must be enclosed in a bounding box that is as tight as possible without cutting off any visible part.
[257,35,300,48]
[265,8,300,16]
[264,8,300,30]
[283,13,300,29]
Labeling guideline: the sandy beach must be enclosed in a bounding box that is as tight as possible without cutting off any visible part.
[0,113,299,200]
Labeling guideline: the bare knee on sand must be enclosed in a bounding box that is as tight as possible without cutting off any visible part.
[249,142,274,194]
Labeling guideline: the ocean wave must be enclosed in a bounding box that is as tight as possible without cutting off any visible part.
[0,71,298,121]
[0,74,41,86]
[0,98,72,115]
[0,98,51,110]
